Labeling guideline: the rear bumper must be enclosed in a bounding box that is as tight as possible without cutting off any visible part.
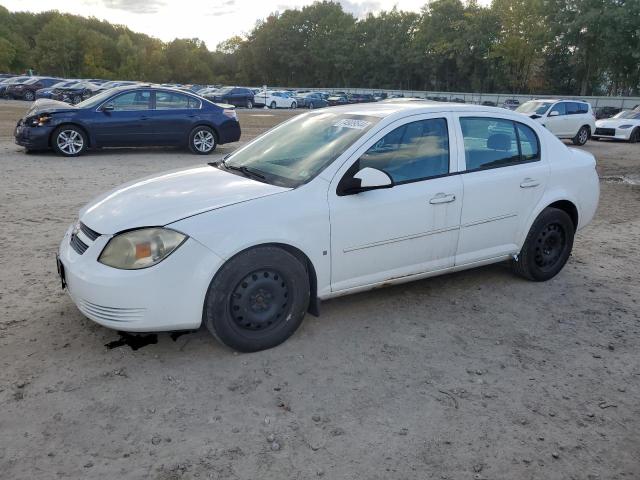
[14,123,53,149]
[217,120,241,144]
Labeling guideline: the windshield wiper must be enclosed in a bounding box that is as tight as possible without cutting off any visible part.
[220,158,266,181]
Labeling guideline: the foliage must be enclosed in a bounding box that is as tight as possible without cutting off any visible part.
[0,1,637,94]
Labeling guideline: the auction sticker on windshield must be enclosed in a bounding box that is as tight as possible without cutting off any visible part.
[333,119,371,129]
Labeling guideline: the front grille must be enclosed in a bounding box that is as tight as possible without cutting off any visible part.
[70,233,89,255]
[595,128,615,136]
[80,222,100,241]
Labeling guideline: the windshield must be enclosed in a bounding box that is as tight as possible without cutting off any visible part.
[2,76,28,84]
[75,88,117,108]
[216,87,233,94]
[613,110,640,120]
[222,112,380,188]
[24,77,41,85]
[516,101,554,115]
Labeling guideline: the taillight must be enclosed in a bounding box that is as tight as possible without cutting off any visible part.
[223,109,237,120]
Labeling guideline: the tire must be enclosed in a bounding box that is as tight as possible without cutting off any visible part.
[572,125,589,146]
[511,207,575,282]
[629,128,640,143]
[246,99,253,109]
[270,101,277,109]
[291,101,297,109]
[72,95,82,105]
[24,91,35,101]
[203,246,310,352]
[188,126,217,154]
[308,102,314,109]
[51,125,88,157]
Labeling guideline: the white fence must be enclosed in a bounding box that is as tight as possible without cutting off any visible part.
[284,86,640,110]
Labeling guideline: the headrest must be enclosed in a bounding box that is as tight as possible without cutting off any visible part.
[487,133,511,151]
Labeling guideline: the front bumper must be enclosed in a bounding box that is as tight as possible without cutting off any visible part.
[14,122,54,149]
[58,224,224,332]
[593,127,632,140]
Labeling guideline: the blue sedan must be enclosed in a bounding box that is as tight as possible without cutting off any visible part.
[14,86,241,156]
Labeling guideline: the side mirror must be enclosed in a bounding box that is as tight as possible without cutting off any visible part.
[548,110,559,117]
[101,103,114,112]
[338,167,394,196]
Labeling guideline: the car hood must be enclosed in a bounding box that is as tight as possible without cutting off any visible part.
[79,165,290,234]
[22,99,77,119]
[596,119,639,128]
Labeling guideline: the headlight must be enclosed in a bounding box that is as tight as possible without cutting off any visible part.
[26,114,51,127]
[98,228,187,270]
[618,124,633,129]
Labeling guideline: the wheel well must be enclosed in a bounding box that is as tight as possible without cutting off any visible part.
[547,200,578,229]
[49,123,90,147]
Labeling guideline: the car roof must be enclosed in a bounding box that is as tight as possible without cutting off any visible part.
[528,98,590,104]
[327,101,520,118]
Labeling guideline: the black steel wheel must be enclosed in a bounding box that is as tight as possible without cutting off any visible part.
[230,269,288,332]
[511,207,575,281]
[203,246,310,352]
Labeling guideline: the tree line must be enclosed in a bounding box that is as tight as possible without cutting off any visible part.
[0,0,638,96]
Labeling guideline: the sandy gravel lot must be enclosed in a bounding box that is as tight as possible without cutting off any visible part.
[0,100,639,479]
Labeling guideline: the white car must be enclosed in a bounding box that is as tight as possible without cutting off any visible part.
[593,110,640,142]
[57,103,599,352]
[516,99,596,145]
[254,90,297,109]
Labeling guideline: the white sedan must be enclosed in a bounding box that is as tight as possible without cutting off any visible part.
[254,90,297,109]
[593,110,640,142]
[57,102,599,352]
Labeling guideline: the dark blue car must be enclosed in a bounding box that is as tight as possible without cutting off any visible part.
[14,86,241,156]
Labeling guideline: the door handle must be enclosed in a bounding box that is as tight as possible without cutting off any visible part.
[429,193,456,204]
[520,178,540,188]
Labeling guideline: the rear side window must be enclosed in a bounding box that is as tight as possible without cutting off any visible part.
[359,118,450,183]
[155,91,200,109]
[460,117,540,170]
[566,102,581,115]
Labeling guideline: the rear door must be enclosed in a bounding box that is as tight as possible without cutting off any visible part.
[91,90,153,146]
[147,91,201,144]
[454,115,549,265]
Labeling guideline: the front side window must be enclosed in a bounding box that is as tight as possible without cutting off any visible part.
[110,91,151,110]
[566,102,582,115]
[359,118,449,183]
[460,117,540,170]
[223,112,380,188]
[155,91,199,109]
[549,102,566,116]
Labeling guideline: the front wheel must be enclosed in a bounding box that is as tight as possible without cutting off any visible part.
[188,126,217,154]
[511,207,575,281]
[270,101,277,109]
[52,125,87,157]
[308,102,314,109]
[290,101,297,109]
[72,95,82,105]
[246,99,253,109]
[629,128,640,143]
[572,126,589,145]
[24,91,35,101]
[203,246,310,352]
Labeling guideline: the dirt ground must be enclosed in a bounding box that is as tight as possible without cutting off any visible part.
[0,99,638,480]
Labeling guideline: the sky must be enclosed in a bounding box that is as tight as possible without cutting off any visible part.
[0,0,441,49]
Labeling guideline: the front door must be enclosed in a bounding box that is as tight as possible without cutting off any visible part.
[328,114,463,292]
[92,90,153,146]
[454,115,549,265]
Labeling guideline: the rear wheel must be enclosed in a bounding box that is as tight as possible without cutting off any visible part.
[246,99,253,109]
[203,246,310,352]
[511,207,575,281]
[308,102,314,109]
[629,128,640,143]
[24,90,35,101]
[188,126,217,154]
[51,125,87,157]
[72,95,82,105]
[572,125,589,145]
[291,101,297,109]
